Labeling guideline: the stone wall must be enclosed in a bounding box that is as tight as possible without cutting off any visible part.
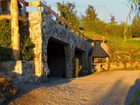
[93,61,140,72]
[41,12,92,78]
[42,13,90,51]
[0,1,92,81]
[0,61,35,82]
[109,62,140,70]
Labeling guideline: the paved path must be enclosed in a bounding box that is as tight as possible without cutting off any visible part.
[9,70,140,105]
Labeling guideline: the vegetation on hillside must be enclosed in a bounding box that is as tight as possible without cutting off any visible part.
[56,2,140,68]
[57,2,80,28]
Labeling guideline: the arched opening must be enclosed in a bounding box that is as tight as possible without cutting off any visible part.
[47,38,67,78]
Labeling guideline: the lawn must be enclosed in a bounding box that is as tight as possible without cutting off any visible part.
[85,31,140,61]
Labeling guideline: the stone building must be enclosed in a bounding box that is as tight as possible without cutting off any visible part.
[0,0,92,82]
[89,37,110,72]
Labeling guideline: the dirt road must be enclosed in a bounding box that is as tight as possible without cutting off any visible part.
[9,70,140,105]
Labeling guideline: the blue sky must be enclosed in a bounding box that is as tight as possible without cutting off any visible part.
[46,0,131,23]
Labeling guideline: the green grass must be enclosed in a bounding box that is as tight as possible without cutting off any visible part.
[85,31,140,61]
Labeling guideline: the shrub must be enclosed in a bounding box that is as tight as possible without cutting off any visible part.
[0,20,35,61]
[19,21,35,61]
[0,20,12,61]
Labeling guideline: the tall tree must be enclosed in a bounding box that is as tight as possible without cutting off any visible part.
[131,15,140,37]
[84,5,98,21]
[128,0,140,16]
[110,15,117,24]
[83,5,98,31]
[121,22,129,42]
[57,2,80,28]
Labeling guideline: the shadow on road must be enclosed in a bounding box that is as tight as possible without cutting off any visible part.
[6,78,72,105]
[93,78,127,105]
[92,78,140,105]
[124,79,140,105]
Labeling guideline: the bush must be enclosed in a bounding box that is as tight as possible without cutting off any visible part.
[19,21,35,61]
[0,20,12,61]
[0,20,35,61]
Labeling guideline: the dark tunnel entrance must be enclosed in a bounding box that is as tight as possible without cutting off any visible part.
[47,38,66,78]
[73,48,85,77]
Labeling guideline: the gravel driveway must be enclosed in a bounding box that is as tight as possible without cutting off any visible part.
[9,70,140,105]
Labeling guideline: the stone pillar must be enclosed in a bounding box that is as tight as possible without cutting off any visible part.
[10,0,20,60]
[13,61,22,75]
[83,48,92,74]
[65,44,75,78]
[42,37,49,78]
[82,53,87,71]
[28,0,43,77]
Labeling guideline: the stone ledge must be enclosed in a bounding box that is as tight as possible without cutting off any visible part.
[0,61,35,83]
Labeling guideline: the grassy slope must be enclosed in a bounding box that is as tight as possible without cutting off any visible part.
[85,31,140,104]
[85,31,140,61]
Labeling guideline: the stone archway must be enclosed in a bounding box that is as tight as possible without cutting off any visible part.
[47,37,67,78]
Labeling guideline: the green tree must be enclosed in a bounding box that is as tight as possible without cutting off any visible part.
[128,0,140,16]
[120,22,130,41]
[131,15,140,37]
[0,20,12,61]
[57,2,80,28]
[110,15,117,24]
[84,5,98,21]
[0,20,35,61]
[19,21,35,61]
[83,5,98,31]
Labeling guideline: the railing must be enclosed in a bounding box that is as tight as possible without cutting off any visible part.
[0,0,89,40]
[18,0,28,17]
[0,0,27,16]
[0,0,27,21]
[41,2,89,40]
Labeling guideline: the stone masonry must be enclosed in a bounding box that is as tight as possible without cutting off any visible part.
[0,0,93,82]
[28,0,43,77]
[41,11,92,78]
[28,1,92,79]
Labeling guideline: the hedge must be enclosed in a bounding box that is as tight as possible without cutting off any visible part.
[0,20,35,61]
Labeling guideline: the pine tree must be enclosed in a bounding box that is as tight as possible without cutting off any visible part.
[57,2,80,28]
[82,5,98,31]
[110,15,117,24]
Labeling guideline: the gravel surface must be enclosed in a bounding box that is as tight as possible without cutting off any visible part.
[8,70,140,105]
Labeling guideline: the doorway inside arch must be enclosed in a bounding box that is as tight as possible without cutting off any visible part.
[47,38,67,78]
